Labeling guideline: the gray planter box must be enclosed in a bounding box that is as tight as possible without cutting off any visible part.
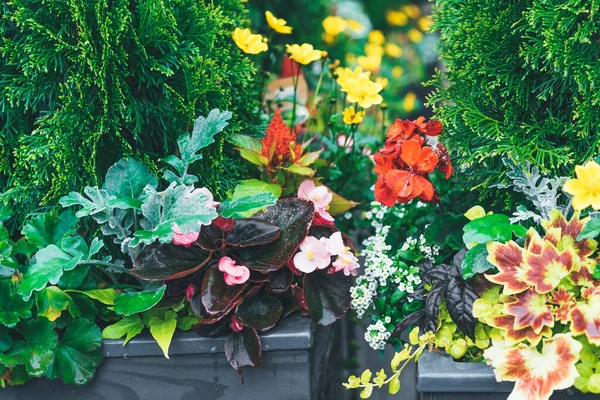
[417,351,599,400]
[4,315,342,400]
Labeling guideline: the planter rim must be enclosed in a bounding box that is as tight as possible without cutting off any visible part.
[102,313,313,358]
[416,350,513,393]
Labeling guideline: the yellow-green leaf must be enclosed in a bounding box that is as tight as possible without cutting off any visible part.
[360,386,373,399]
[298,150,322,167]
[360,369,372,384]
[102,315,144,345]
[230,134,262,152]
[389,376,401,395]
[36,286,80,322]
[238,148,268,167]
[283,164,315,176]
[148,310,177,359]
[66,289,118,305]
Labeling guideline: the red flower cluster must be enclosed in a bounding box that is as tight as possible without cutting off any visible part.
[261,108,302,159]
[373,117,453,207]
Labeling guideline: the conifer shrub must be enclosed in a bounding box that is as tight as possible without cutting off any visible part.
[427,0,600,202]
[0,0,262,223]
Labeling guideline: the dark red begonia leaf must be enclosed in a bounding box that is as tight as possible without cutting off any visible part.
[303,268,353,325]
[235,291,282,332]
[200,266,246,315]
[266,268,293,294]
[225,328,262,371]
[132,242,211,281]
[226,219,281,247]
[196,224,225,251]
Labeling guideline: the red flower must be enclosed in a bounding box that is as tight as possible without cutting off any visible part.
[261,108,301,159]
[435,144,454,179]
[414,116,442,136]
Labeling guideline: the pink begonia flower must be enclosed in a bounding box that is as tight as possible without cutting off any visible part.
[337,135,354,153]
[298,180,334,222]
[171,223,200,247]
[327,232,360,276]
[185,284,196,301]
[293,236,331,273]
[218,256,250,286]
[230,314,244,332]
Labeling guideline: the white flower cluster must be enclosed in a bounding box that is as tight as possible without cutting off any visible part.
[364,320,391,350]
[350,202,423,350]
[417,234,440,262]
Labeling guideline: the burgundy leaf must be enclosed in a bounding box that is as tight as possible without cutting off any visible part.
[237,199,314,273]
[235,291,282,332]
[226,219,281,247]
[303,269,353,325]
[266,268,293,294]
[201,266,246,315]
[132,242,212,281]
[196,224,225,251]
[225,328,262,371]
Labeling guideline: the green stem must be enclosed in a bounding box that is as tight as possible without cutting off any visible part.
[305,61,326,138]
[290,60,299,134]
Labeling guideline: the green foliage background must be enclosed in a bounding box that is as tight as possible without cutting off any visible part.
[0,0,263,225]
[428,0,600,203]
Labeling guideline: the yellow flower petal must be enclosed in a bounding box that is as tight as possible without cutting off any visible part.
[265,11,292,34]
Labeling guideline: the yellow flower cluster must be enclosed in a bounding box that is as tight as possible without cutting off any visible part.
[336,66,383,109]
[322,15,363,44]
[232,28,268,54]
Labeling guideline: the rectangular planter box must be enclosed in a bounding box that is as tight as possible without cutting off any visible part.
[3,315,343,400]
[417,351,599,400]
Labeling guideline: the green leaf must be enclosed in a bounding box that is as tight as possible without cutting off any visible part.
[578,217,600,240]
[461,243,496,279]
[66,289,118,305]
[298,150,322,167]
[57,266,90,290]
[425,213,467,250]
[230,134,262,152]
[0,281,32,328]
[462,214,527,245]
[0,325,11,353]
[232,179,282,199]
[177,315,200,331]
[36,286,81,321]
[148,310,177,358]
[22,211,78,250]
[0,318,57,377]
[131,184,218,246]
[114,283,166,316]
[103,158,158,199]
[47,319,103,385]
[19,244,83,300]
[282,164,315,176]
[101,315,144,345]
[218,192,279,219]
[238,148,269,167]
[325,186,359,215]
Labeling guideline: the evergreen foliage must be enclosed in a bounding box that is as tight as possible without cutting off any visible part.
[428,0,600,202]
[0,0,263,224]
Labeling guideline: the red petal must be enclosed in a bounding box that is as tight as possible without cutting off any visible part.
[415,146,439,173]
[416,176,435,201]
[399,140,422,168]
[374,178,398,207]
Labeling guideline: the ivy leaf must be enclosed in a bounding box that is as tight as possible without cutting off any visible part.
[47,319,103,385]
[225,328,262,371]
[114,283,166,316]
[0,280,32,328]
[148,310,177,358]
[131,184,218,246]
[578,217,600,240]
[66,288,118,305]
[165,109,232,184]
[36,286,81,322]
[18,244,83,300]
[461,243,496,279]
[22,211,78,250]
[463,214,527,245]
[0,318,57,377]
[101,315,144,345]
[103,158,158,199]
[218,192,279,219]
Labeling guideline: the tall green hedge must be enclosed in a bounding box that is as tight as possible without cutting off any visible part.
[0,0,262,223]
[428,0,600,202]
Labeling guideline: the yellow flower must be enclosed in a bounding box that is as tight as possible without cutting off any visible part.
[357,55,381,72]
[265,11,292,34]
[232,28,268,54]
[386,10,408,26]
[335,66,370,86]
[345,52,357,65]
[401,5,421,19]
[375,77,388,90]
[368,30,385,45]
[364,43,384,58]
[392,66,404,78]
[385,43,403,58]
[340,74,383,109]
[563,160,600,210]
[286,43,323,65]
[418,16,434,31]
[342,106,365,125]
[346,19,363,32]
[402,91,417,112]
[322,16,347,38]
[408,28,424,43]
